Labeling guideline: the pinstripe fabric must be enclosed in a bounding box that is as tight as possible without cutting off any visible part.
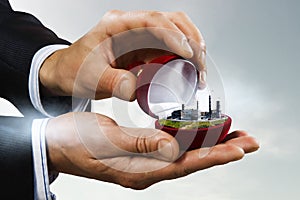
[0,0,70,199]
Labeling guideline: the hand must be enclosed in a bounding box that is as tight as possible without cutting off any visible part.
[46,112,259,190]
[39,11,207,100]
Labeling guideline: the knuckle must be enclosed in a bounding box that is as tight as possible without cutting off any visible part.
[104,10,123,17]
[200,41,207,52]
[182,166,192,176]
[224,144,239,153]
[135,136,148,154]
[100,69,121,94]
[213,144,244,165]
[110,71,121,91]
[149,11,164,19]
[175,11,187,18]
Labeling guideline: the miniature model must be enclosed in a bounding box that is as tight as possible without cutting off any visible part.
[159,95,228,129]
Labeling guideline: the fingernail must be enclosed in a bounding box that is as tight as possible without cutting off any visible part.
[181,38,193,57]
[199,50,206,68]
[158,139,174,161]
[198,70,207,90]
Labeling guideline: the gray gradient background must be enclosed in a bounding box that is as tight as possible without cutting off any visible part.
[0,0,299,199]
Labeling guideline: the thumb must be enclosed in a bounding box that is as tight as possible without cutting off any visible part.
[98,67,137,101]
[72,113,180,162]
[110,126,180,162]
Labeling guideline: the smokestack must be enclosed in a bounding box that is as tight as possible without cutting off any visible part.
[209,95,212,119]
[216,101,220,112]
[216,100,221,118]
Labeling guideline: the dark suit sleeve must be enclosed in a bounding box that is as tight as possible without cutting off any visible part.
[0,0,71,116]
[0,0,71,198]
[0,116,34,199]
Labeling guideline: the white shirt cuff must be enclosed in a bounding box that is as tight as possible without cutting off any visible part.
[28,44,90,117]
[32,118,55,200]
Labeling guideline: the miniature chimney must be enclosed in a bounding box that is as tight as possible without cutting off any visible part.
[216,100,221,118]
[209,95,212,119]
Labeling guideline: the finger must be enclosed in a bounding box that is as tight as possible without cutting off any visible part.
[166,12,207,89]
[224,134,260,154]
[114,49,173,70]
[99,10,194,59]
[166,12,205,65]
[73,113,179,162]
[142,144,244,188]
[162,144,244,179]
[97,67,137,101]
[109,143,245,189]
[222,130,249,142]
[107,126,180,162]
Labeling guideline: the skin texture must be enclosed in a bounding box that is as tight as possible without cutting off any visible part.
[46,112,259,190]
[39,11,207,100]
[41,10,260,190]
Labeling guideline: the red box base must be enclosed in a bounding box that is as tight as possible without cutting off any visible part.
[155,116,232,151]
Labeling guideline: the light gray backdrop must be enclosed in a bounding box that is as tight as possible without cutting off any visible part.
[1,0,299,199]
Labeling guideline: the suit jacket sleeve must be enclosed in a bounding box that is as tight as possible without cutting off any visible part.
[0,116,35,199]
[0,0,70,198]
[0,0,71,116]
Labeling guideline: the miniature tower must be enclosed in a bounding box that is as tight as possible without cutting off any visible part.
[191,101,199,120]
[208,95,212,119]
[181,104,185,120]
[216,100,221,118]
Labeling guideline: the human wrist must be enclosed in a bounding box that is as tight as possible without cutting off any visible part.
[44,117,63,172]
[39,49,67,97]
[45,113,80,173]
